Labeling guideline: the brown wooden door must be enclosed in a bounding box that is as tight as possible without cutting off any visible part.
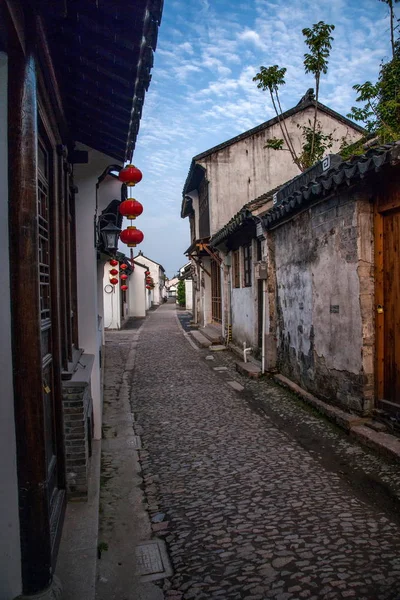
[375,172,400,413]
[211,259,222,323]
[383,210,400,406]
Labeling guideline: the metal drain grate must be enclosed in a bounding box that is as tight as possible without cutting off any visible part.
[135,540,173,581]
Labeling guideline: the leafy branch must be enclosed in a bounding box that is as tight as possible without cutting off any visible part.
[253,21,336,172]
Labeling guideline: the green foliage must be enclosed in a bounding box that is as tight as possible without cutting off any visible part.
[302,22,335,78]
[298,122,335,169]
[265,137,285,150]
[177,279,186,307]
[344,40,400,155]
[253,21,336,172]
[253,65,287,93]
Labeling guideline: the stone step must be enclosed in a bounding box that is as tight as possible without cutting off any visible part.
[235,361,261,379]
[201,324,223,344]
[189,331,212,348]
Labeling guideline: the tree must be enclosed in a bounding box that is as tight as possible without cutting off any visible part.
[253,21,335,172]
[379,0,400,58]
[343,4,400,155]
[302,22,335,161]
[177,279,186,307]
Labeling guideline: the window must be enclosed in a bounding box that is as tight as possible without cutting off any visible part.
[233,250,240,288]
[243,243,252,287]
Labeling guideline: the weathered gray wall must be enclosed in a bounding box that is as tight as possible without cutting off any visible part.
[272,190,374,414]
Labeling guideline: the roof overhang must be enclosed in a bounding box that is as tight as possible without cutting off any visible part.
[181,163,206,218]
[39,0,163,162]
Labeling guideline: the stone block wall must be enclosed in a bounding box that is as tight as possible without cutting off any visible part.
[62,355,94,500]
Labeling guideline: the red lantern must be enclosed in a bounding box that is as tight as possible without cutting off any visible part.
[119,199,143,220]
[110,277,118,285]
[119,164,142,186]
[121,284,128,292]
[146,285,151,289]
[145,270,150,276]
[120,273,128,281]
[120,226,144,248]
[109,259,118,266]
[109,268,119,276]
[146,278,152,284]
[120,263,128,270]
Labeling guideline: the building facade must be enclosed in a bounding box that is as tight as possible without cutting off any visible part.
[0,1,162,597]
[181,93,364,330]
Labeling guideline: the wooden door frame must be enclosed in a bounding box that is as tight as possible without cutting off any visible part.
[374,168,400,411]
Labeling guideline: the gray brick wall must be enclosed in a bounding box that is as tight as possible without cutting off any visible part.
[62,379,93,500]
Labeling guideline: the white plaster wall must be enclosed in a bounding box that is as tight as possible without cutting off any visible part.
[199,107,361,236]
[103,263,121,329]
[128,265,146,317]
[134,255,162,304]
[231,287,257,348]
[0,51,22,600]
[185,279,193,311]
[74,143,122,439]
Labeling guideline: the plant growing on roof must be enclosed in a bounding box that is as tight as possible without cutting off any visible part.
[253,21,336,171]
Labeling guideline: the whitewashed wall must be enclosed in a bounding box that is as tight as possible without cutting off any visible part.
[0,51,22,599]
[74,144,122,439]
[134,254,163,304]
[103,263,122,329]
[198,107,362,236]
[128,264,146,317]
[185,279,193,311]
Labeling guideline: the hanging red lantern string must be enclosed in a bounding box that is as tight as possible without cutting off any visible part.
[120,226,144,248]
[110,277,118,285]
[109,259,119,267]
[109,268,119,276]
[118,165,144,266]
[121,284,128,292]
[120,273,128,281]
[120,263,128,270]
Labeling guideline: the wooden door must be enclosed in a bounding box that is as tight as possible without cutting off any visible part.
[38,138,66,556]
[211,259,222,323]
[375,172,400,413]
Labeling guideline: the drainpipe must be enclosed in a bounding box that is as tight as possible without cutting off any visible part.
[243,342,252,363]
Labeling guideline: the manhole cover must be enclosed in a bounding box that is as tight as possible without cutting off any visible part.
[135,540,173,581]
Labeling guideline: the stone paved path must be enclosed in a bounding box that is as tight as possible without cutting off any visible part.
[131,304,400,600]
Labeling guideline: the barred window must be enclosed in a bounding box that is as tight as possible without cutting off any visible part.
[243,244,252,287]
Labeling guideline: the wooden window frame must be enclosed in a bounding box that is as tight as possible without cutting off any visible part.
[243,243,252,287]
[232,250,240,288]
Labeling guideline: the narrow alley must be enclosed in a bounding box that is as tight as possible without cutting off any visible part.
[98,304,400,600]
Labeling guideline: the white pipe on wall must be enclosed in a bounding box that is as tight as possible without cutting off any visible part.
[262,277,266,374]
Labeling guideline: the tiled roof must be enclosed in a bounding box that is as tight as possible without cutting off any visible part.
[210,142,400,245]
[264,142,400,228]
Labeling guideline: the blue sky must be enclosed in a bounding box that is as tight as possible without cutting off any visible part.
[125,0,397,277]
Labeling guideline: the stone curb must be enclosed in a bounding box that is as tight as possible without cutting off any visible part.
[273,374,400,463]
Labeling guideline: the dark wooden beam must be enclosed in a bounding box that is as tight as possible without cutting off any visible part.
[7,4,53,594]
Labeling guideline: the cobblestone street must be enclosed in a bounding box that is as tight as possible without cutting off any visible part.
[111,304,400,600]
